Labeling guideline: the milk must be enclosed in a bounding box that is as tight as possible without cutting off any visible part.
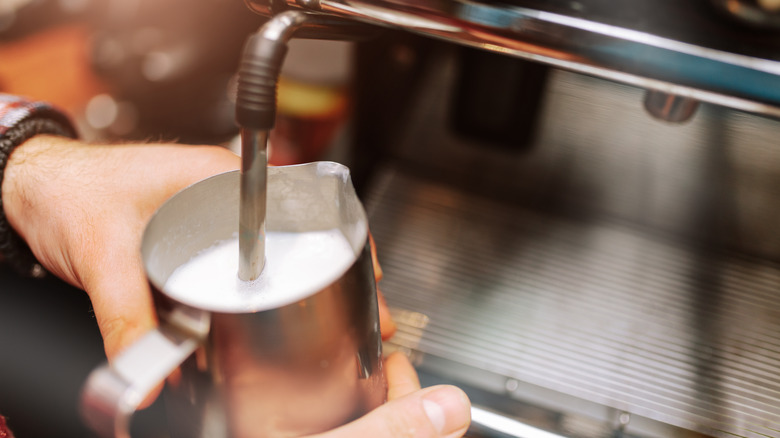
[164,229,356,312]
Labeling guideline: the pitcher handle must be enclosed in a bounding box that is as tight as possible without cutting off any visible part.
[80,327,199,438]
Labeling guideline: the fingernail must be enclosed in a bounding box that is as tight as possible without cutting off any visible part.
[423,385,471,435]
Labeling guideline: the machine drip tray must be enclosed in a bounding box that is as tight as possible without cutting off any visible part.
[368,166,780,438]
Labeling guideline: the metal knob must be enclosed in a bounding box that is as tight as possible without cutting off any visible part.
[643,90,700,123]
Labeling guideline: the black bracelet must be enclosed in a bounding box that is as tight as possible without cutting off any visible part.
[0,96,78,277]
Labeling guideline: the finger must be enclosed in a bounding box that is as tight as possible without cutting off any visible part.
[377,288,397,340]
[313,385,471,438]
[369,233,383,282]
[370,233,397,340]
[386,352,421,400]
[80,223,164,408]
[79,222,157,361]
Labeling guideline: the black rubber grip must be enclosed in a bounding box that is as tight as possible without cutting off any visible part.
[235,33,289,130]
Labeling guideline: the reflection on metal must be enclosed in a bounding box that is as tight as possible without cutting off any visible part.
[471,406,568,438]
[238,128,269,281]
[643,90,700,123]
[370,167,780,438]
[246,0,780,118]
[383,308,429,363]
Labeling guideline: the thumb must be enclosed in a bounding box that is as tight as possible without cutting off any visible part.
[315,385,471,438]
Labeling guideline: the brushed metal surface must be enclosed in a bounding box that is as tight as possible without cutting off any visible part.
[390,50,780,264]
[362,45,780,437]
[368,167,780,437]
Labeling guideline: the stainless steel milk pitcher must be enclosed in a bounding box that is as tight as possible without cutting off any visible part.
[81,162,387,438]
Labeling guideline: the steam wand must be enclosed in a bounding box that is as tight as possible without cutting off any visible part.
[235,10,378,281]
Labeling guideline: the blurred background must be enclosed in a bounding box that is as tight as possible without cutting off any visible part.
[0,0,257,143]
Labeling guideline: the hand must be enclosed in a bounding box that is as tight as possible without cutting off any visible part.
[311,353,471,438]
[2,135,396,360]
[2,135,241,359]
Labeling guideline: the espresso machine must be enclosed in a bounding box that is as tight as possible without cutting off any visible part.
[231,1,780,437]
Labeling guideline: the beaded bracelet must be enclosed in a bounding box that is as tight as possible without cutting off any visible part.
[0,94,78,277]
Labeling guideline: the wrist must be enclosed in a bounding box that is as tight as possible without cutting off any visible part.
[0,95,78,276]
[2,134,60,238]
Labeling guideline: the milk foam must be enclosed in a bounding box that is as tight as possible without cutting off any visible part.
[164,230,356,312]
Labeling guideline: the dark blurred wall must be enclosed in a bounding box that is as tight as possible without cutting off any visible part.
[0,266,105,438]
